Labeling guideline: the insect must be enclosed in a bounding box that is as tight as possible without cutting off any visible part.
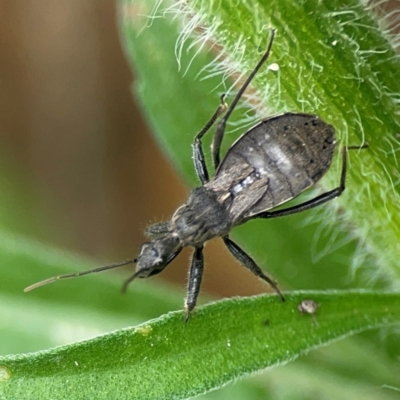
[25,29,367,321]
[298,299,318,315]
[298,299,319,325]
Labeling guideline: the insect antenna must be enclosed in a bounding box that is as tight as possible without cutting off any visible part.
[24,259,137,292]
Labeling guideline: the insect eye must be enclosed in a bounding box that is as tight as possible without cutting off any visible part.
[153,249,167,266]
[148,246,160,261]
[151,248,159,259]
[140,243,159,258]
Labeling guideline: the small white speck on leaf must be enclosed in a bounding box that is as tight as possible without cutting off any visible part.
[268,63,279,72]
[137,325,152,336]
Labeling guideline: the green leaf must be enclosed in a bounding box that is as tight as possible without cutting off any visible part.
[1,291,399,400]
[122,0,400,290]
[182,0,400,284]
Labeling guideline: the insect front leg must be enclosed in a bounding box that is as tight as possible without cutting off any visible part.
[252,144,368,220]
[193,95,227,184]
[184,245,204,321]
[222,236,285,302]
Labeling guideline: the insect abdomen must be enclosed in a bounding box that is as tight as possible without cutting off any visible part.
[217,113,336,216]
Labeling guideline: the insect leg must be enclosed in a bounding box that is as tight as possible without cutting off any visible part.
[252,144,368,220]
[212,29,276,169]
[184,246,204,321]
[223,236,285,302]
[193,95,227,184]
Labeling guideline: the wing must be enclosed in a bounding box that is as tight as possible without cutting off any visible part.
[209,113,336,223]
[205,162,269,225]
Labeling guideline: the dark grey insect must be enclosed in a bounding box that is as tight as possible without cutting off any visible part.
[25,29,367,321]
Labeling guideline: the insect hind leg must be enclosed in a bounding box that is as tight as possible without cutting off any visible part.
[252,144,368,220]
[222,236,284,302]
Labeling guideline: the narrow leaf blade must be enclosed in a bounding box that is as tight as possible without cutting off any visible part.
[1,291,399,399]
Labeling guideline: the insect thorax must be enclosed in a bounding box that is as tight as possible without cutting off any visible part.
[171,186,232,247]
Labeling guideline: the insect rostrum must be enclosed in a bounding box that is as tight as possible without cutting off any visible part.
[25,29,367,321]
